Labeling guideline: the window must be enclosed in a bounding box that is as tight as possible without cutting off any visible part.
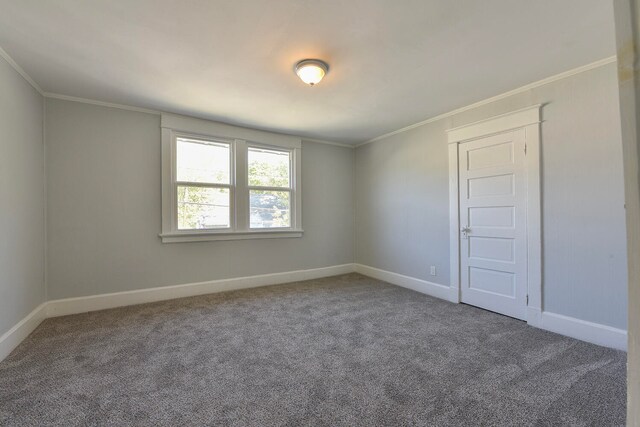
[176,137,232,230]
[160,114,302,242]
[248,147,292,229]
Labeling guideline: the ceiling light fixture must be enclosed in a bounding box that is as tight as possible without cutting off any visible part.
[295,59,329,86]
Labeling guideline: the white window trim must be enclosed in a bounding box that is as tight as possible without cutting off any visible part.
[160,113,303,243]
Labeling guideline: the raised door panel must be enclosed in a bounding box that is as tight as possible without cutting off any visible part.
[459,129,527,320]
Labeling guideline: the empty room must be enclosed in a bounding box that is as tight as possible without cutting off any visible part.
[1,0,639,425]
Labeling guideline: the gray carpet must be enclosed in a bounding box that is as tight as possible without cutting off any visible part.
[0,273,626,426]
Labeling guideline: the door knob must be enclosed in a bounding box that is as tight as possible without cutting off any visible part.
[461,227,471,239]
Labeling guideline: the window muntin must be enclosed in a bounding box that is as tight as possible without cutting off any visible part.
[247,147,292,229]
[175,136,232,230]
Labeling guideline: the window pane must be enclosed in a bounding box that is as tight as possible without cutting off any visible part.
[248,147,290,187]
[250,190,290,228]
[177,137,230,184]
[177,186,230,229]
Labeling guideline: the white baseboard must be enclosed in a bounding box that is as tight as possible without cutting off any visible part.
[540,311,627,351]
[353,264,627,351]
[354,263,454,302]
[46,263,356,318]
[0,303,48,362]
[1,264,627,364]
[0,264,356,363]
[527,306,543,328]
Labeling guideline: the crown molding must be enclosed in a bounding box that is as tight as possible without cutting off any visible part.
[1,38,615,149]
[46,94,355,149]
[356,55,617,147]
[0,42,349,149]
[301,137,355,149]
[0,45,44,95]
[44,92,161,115]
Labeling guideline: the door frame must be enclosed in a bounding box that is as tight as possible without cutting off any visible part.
[447,105,543,326]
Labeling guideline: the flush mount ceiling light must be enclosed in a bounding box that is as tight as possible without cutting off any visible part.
[295,59,329,86]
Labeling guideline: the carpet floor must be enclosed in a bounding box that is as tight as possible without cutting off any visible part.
[0,273,626,426]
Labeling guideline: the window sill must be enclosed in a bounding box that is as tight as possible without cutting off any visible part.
[159,229,304,243]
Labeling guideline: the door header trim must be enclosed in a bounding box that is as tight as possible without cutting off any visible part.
[447,105,542,144]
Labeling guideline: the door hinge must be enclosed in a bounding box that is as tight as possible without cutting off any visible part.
[524,144,527,155]
[526,294,529,305]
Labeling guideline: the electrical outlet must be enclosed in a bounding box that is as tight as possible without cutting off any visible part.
[430,266,437,276]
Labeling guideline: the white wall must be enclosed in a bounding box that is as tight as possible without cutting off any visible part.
[0,56,45,336]
[45,98,355,299]
[356,62,628,330]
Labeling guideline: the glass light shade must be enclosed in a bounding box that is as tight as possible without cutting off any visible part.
[295,60,328,86]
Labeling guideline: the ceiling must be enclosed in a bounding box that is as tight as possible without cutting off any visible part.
[0,0,616,144]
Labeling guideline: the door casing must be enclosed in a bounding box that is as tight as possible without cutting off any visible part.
[447,105,542,326]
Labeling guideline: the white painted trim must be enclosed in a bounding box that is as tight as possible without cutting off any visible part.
[159,230,303,243]
[0,39,615,149]
[162,113,302,149]
[1,265,627,363]
[354,264,626,351]
[42,97,351,149]
[44,93,160,115]
[527,307,542,328]
[0,45,44,95]
[357,55,616,147]
[302,138,355,149]
[46,264,355,318]
[446,105,542,143]
[540,312,627,351]
[0,265,354,362]
[354,264,456,303]
[291,144,303,232]
[448,143,460,303]
[448,107,543,325]
[525,124,542,311]
[160,126,303,241]
[0,303,48,362]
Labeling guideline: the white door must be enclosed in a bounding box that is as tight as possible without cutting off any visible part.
[459,129,528,320]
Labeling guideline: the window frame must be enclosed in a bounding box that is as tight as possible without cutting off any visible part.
[160,120,302,243]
